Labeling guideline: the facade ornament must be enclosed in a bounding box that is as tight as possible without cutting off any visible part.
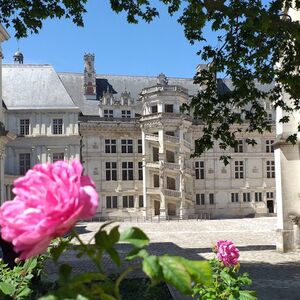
[289,214,300,226]
[157,73,168,86]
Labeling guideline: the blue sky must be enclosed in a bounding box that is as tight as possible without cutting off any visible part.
[2,0,207,78]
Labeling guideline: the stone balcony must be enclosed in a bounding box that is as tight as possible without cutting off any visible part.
[164,134,179,144]
[164,189,181,198]
[145,161,160,169]
[145,133,159,142]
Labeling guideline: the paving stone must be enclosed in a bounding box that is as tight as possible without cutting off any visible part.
[46,217,300,300]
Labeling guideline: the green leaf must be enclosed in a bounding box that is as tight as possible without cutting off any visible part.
[100,293,117,300]
[38,295,58,300]
[179,259,212,286]
[107,247,121,266]
[239,290,257,300]
[142,255,163,283]
[17,287,32,298]
[0,282,15,295]
[158,256,192,295]
[120,227,149,248]
[50,240,69,262]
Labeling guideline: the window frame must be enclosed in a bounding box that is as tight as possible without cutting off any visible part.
[106,162,117,181]
[122,161,134,181]
[52,118,63,135]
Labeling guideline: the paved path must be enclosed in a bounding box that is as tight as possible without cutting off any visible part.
[47,217,300,300]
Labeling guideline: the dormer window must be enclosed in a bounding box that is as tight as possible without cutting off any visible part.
[104,110,114,118]
[151,105,158,113]
[165,104,174,113]
[121,110,131,118]
[19,119,30,136]
[52,118,63,135]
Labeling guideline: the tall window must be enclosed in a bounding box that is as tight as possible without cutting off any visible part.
[52,118,63,134]
[234,140,244,153]
[266,160,275,178]
[19,153,31,175]
[266,140,274,153]
[104,110,114,118]
[123,195,134,208]
[139,195,144,207]
[255,192,262,202]
[209,193,215,205]
[231,193,239,203]
[121,110,131,118]
[138,139,142,153]
[105,139,117,153]
[52,152,64,162]
[195,161,205,179]
[106,162,117,181]
[243,192,251,202]
[266,192,274,200]
[138,162,143,180]
[234,161,244,179]
[19,119,30,136]
[121,139,133,153]
[196,193,205,205]
[122,162,134,180]
[106,196,118,209]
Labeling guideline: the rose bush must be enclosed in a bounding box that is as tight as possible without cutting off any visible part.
[0,160,98,259]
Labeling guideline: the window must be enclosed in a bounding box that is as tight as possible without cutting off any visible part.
[195,161,205,179]
[138,139,142,153]
[255,192,262,202]
[139,195,144,207]
[121,110,131,118]
[196,193,205,205]
[151,105,158,113]
[266,160,275,178]
[104,110,114,118]
[266,140,274,153]
[19,119,30,136]
[106,162,117,181]
[234,140,244,153]
[123,195,134,208]
[243,192,251,202]
[138,162,143,180]
[234,161,244,179]
[52,118,63,134]
[52,152,64,162]
[121,139,133,153]
[166,177,176,190]
[19,153,31,175]
[105,139,117,153]
[231,193,239,203]
[122,162,134,180]
[165,104,174,113]
[266,192,274,199]
[165,131,175,136]
[154,174,160,187]
[153,147,159,161]
[166,150,175,163]
[209,193,215,205]
[106,196,118,209]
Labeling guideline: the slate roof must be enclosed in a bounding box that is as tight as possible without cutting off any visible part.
[2,65,79,110]
[58,72,200,115]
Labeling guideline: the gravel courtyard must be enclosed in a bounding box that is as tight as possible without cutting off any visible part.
[51,217,300,300]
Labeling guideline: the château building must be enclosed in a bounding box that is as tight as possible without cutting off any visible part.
[1,53,276,219]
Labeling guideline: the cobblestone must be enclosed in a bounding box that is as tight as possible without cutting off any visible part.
[47,217,300,300]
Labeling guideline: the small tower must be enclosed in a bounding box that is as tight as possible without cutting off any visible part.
[13,51,24,64]
[83,53,97,100]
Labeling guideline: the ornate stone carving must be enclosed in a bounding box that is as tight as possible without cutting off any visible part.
[289,214,300,226]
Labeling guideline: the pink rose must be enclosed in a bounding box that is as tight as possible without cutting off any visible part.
[0,160,98,260]
[216,240,240,267]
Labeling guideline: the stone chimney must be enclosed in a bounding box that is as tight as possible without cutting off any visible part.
[83,53,97,100]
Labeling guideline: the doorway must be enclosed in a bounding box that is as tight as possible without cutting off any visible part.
[267,200,274,213]
[154,200,160,215]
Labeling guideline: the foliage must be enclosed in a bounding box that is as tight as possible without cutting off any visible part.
[38,224,212,300]
[0,258,38,299]
[193,259,256,300]
[1,1,299,161]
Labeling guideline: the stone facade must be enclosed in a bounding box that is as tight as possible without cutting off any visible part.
[1,53,276,219]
